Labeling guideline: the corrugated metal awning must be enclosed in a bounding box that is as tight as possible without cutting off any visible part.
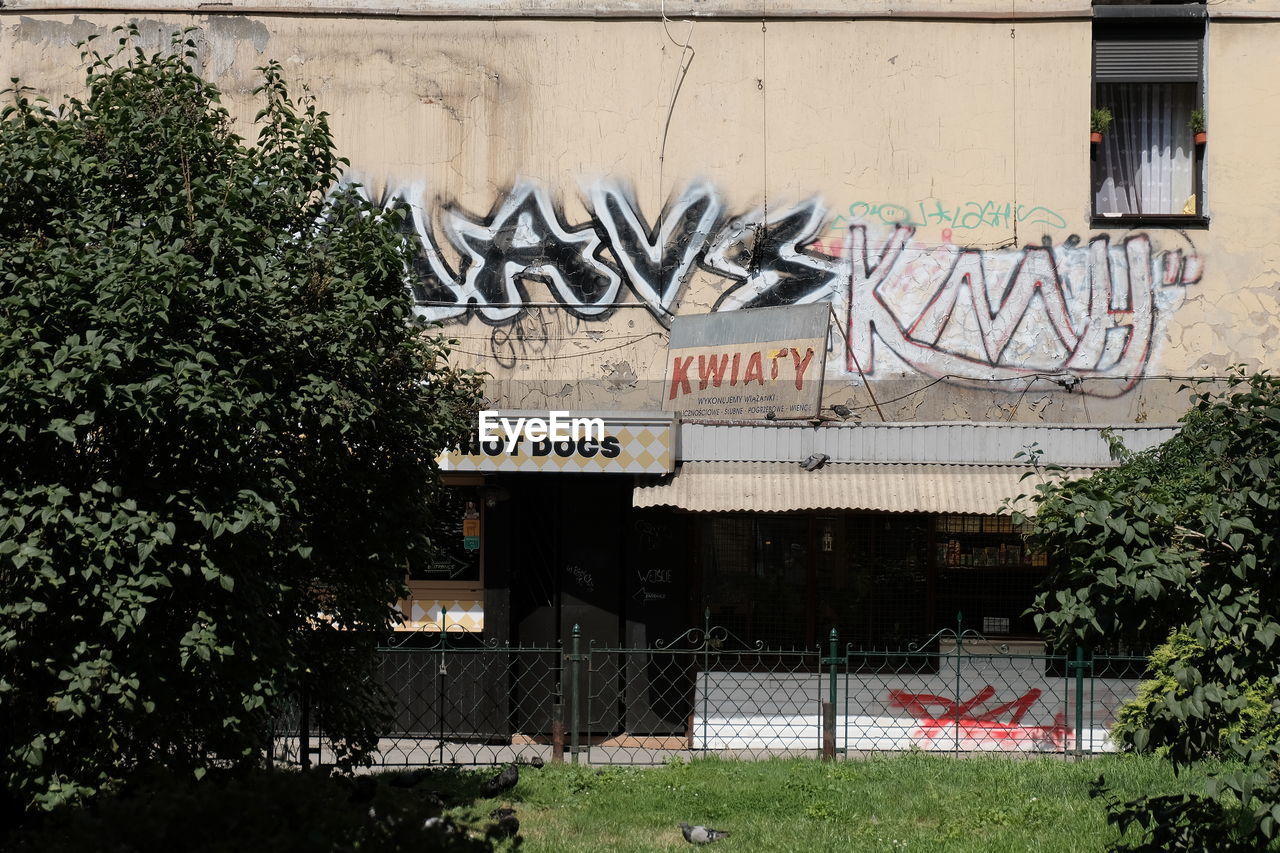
[633,461,1099,515]
[677,422,1177,465]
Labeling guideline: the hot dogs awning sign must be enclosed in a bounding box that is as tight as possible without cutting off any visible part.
[663,304,830,420]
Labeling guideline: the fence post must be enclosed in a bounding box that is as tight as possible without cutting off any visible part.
[954,611,963,755]
[702,607,710,754]
[551,704,566,764]
[1073,645,1086,756]
[822,627,838,760]
[299,680,311,771]
[437,608,449,764]
[828,628,839,715]
[551,637,566,763]
[569,624,581,765]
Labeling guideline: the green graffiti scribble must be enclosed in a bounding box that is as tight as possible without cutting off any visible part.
[831,200,1067,232]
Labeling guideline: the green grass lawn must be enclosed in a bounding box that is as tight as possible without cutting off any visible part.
[459,754,1221,852]
[4,753,1231,851]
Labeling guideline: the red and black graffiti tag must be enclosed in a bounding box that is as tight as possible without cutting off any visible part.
[889,685,1071,751]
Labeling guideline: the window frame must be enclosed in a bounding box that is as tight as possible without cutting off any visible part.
[1090,5,1210,228]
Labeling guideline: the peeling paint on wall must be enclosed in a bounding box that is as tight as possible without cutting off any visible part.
[603,361,639,390]
[10,16,270,81]
[11,15,100,49]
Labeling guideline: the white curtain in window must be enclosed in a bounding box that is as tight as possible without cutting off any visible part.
[1094,83,1195,215]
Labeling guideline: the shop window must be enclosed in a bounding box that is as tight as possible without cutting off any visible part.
[698,513,930,651]
[1092,13,1206,222]
[700,516,811,648]
[695,512,1054,649]
[933,514,1046,638]
[397,481,485,633]
[838,514,929,647]
[409,484,483,584]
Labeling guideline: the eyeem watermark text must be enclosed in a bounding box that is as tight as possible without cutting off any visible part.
[478,411,605,454]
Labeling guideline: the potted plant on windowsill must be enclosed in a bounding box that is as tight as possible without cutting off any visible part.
[1090,107,1113,145]
[1190,109,1207,145]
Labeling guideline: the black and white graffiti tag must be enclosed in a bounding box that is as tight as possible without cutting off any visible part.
[588,179,721,321]
[364,179,847,324]
[846,226,1202,397]
[342,178,1204,395]
[367,180,622,324]
[354,179,723,326]
[703,197,844,312]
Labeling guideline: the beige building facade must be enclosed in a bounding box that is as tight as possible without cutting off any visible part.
[6,0,1275,422]
[4,1,1276,658]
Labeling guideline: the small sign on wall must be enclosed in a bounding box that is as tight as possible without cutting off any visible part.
[663,304,829,419]
[414,485,482,582]
[462,502,480,551]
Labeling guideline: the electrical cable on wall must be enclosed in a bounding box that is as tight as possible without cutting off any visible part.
[658,0,696,172]
[449,331,666,361]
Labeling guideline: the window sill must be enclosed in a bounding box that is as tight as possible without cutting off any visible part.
[1090,214,1210,230]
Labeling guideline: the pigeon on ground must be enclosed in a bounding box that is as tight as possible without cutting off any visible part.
[529,755,545,769]
[422,815,457,835]
[678,822,731,844]
[480,763,519,798]
[486,807,520,839]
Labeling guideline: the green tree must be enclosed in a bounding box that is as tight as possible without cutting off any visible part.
[0,30,481,815]
[1021,370,1280,849]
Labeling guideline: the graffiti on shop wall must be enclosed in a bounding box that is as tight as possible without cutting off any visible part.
[590,180,723,320]
[703,198,843,312]
[358,179,1203,395]
[889,685,1071,752]
[827,199,1068,236]
[392,181,622,323]
[374,179,722,325]
[845,225,1201,396]
[487,307,583,370]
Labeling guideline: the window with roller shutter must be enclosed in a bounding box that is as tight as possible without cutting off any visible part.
[1092,8,1207,224]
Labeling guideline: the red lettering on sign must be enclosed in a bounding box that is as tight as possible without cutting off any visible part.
[744,351,765,385]
[699,354,730,389]
[790,347,815,389]
[668,356,694,400]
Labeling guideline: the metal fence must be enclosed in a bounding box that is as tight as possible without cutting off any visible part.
[279,613,1147,769]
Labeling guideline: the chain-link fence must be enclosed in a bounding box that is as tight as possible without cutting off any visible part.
[276,613,1148,768]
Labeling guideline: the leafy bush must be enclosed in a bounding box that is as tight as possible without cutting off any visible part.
[0,28,481,816]
[1091,776,1262,853]
[5,768,507,853]
[1019,369,1280,848]
[1112,630,1280,758]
